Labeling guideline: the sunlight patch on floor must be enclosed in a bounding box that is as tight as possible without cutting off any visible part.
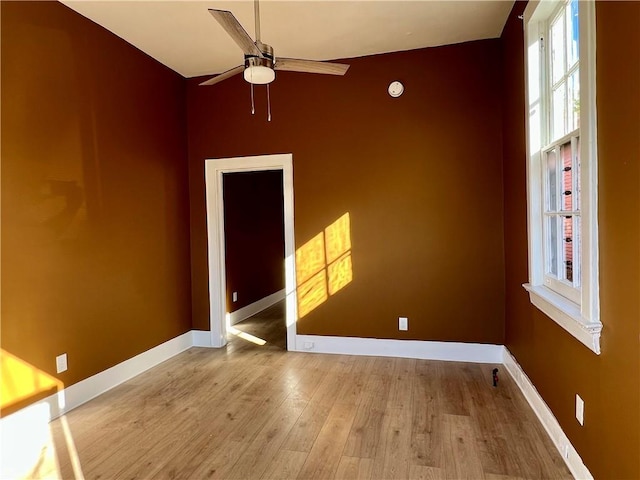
[227,325,267,346]
[1,403,59,479]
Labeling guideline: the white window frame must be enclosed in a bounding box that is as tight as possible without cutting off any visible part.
[523,0,601,354]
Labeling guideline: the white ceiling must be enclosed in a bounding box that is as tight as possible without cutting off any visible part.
[61,0,514,78]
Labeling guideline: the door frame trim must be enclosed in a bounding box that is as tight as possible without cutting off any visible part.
[204,154,297,349]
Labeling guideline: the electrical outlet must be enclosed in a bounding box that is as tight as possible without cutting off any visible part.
[576,394,584,426]
[399,317,408,331]
[232,292,238,302]
[56,353,68,373]
[303,341,314,350]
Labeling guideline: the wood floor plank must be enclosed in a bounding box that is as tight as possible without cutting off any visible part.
[334,371,367,406]
[225,397,307,479]
[112,397,255,479]
[226,389,290,443]
[335,456,374,479]
[65,405,193,477]
[484,475,527,480]
[371,406,413,480]
[307,369,344,407]
[328,354,356,374]
[387,367,414,410]
[439,362,472,416]
[296,401,358,479]
[111,415,204,479]
[261,450,308,479]
[442,413,485,480]
[410,368,442,467]
[284,366,327,403]
[409,464,446,480]
[183,439,246,480]
[343,374,391,458]
[350,355,377,375]
[392,357,417,376]
[511,421,569,480]
[280,401,332,453]
[371,356,396,376]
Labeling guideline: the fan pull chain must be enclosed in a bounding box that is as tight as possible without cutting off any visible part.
[267,83,271,122]
[250,83,255,115]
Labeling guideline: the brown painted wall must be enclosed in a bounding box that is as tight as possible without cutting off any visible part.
[1,1,191,415]
[223,171,285,313]
[188,40,506,342]
[501,2,640,478]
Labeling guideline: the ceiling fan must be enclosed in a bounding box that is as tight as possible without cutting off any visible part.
[200,0,350,87]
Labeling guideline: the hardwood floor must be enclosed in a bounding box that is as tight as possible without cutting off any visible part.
[40,303,571,479]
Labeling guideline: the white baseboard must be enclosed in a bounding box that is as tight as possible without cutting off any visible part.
[293,334,504,364]
[229,288,285,326]
[192,330,214,347]
[503,348,593,480]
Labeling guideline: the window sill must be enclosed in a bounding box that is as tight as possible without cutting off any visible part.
[523,284,602,354]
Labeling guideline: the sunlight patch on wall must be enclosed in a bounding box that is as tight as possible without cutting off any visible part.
[328,253,353,295]
[325,213,351,263]
[1,349,62,413]
[295,232,326,285]
[297,270,329,318]
[296,213,353,318]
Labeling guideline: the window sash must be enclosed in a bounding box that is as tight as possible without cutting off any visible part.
[540,1,581,303]
[542,133,581,304]
[545,1,580,145]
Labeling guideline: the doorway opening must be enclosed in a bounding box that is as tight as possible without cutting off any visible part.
[223,170,285,349]
[204,154,297,350]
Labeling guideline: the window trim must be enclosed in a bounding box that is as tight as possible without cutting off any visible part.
[523,0,601,354]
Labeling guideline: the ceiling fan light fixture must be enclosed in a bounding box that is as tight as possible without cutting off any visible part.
[244,65,275,84]
[244,56,275,84]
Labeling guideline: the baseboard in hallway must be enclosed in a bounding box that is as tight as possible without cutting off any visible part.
[229,288,286,326]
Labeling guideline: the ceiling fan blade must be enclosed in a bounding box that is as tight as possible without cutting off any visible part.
[274,58,350,76]
[208,9,261,57]
[199,65,244,86]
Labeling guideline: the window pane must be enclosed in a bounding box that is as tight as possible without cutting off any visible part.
[547,216,559,277]
[563,215,574,282]
[552,85,566,140]
[569,69,580,131]
[546,149,558,211]
[567,0,579,68]
[561,142,573,211]
[551,12,565,85]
